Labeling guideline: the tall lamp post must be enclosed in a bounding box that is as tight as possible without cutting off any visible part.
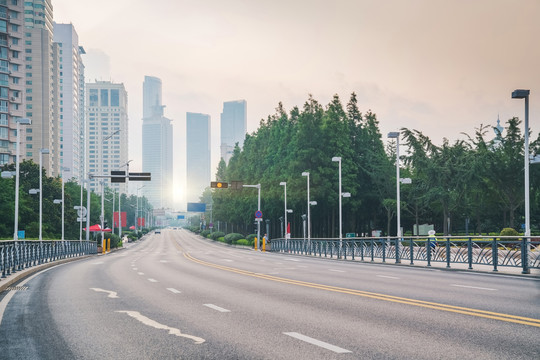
[301,172,311,245]
[39,148,49,242]
[118,160,132,239]
[388,132,401,238]
[512,89,531,274]
[13,118,31,241]
[332,157,350,257]
[243,184,261,250]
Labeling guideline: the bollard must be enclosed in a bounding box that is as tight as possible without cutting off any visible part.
[107,238,111,252]
[254,237,257,251]
[102,239,106,254]
[262,237,266,252]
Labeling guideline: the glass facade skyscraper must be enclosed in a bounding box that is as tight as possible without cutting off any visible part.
[186,112,210,203]
[142,76,173,209]
[220,100,246,163]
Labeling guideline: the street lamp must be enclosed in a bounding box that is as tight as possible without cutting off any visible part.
[60,167,70,241]
[301,172,311,246]
[14,117,31,241]
[331,157,344,254]
[511,89,530,239]
[279,182,293,240]
[118,160,133,238]
[243,184,261,250]
[387,132,402,238]
[512,89,531,274]
[39,148,49,243]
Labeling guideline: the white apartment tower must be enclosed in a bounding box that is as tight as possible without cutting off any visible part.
[141,75,173,209]
[85,81,128,192]
[53,22,85,182]
[0,0,24,166]
[23,0,60,177]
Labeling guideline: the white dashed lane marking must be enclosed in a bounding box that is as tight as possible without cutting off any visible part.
[204,304,231,313]
[283,332,351,354]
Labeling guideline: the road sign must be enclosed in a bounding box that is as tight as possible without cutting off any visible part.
[346,233,355,238]
[255,218,263,222]
[187,202,206,212]
[129,172,151,181]
[255,210,263,218]
[111,170,126,183]
[77,217,87,222]
[177,215,185,219]
[75,206,87,217]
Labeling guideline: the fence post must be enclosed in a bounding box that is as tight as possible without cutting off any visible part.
[382,238,386,263]
[410,238,414,265]
[492,237,498,272]
[427,237,431,266]
[522,236,530,274]
[446,238,451,268]
[395,237,401,264]
[467,237,473,270]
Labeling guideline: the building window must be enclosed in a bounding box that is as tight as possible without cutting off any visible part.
[100,89,108,106]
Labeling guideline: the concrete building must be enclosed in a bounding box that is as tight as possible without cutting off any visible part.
[220,99,246,163]
[85,81,128,192]
[186,112,210,203]
[22,0,60,177]
[0,1,24,166]
[141,75,173,209]
[53,23,85,183]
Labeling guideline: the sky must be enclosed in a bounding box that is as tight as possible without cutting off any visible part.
[52,0,539,209]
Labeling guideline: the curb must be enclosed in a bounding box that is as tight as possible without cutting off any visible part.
[0,255,94,292]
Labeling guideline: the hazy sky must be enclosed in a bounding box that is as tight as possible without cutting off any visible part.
[53,0,539,207]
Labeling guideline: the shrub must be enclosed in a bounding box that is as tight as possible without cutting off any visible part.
[217,237,225,243]
[500,228,519,237]
[209,231,225,241]
[224,233,244,244]
[200,230,211,238]
[235,239,249,246]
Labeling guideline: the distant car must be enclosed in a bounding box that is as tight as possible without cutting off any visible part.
[155,229,161,234]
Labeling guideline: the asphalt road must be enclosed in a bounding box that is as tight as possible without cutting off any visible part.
[1,229,539,359]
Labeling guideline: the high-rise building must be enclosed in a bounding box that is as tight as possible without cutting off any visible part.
[53,23,85,183]
[220,99,246,163]
[85,81,128,192]
[141,75,173,209]
[0,1,24,166]
[186,112,210,203]
[22,0,60,177]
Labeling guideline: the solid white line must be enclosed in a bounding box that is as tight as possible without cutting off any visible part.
[451,284,497,291]
[167,288,181,294]
[148,278,158,283]
[328,269,345,273]
[117,311,205,344]
[221,259,233,262]
[203,304,231,313]
[283,332,351,354]
[376,275,400,280]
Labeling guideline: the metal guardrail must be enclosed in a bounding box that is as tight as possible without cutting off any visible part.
[1,240,97,279]
[270,236,540,274]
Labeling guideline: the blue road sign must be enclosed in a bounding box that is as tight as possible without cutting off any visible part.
[255,210,263,218]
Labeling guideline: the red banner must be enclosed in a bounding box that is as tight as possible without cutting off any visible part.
[137,217,145,227]
[113,212,127,227]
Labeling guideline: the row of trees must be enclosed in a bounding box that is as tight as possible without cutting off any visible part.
[207,93,540,238]
[0,161,152,240]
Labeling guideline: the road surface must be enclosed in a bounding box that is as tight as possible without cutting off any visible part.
[1,229,539,359]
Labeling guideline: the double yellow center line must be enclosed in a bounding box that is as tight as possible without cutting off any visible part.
[175,240,540,328]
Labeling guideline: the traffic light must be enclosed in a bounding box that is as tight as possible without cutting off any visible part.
[211,181,229,189]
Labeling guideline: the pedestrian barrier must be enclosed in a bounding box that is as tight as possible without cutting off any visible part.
[0,240,97,279]
[270,236,540,274]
